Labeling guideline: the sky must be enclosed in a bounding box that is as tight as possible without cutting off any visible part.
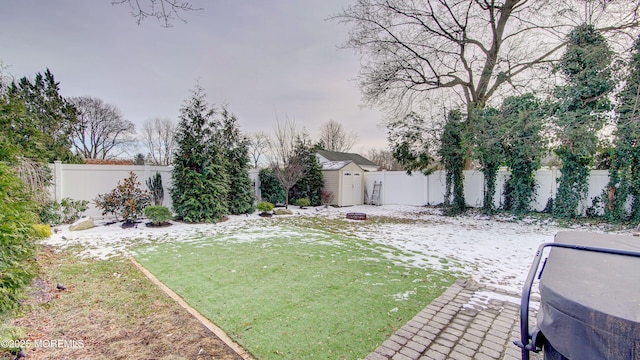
[0,0,389,156]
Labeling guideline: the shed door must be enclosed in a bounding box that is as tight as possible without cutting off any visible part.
[342,172,353,206]
[342,171,363,206]
[352,172,362,205]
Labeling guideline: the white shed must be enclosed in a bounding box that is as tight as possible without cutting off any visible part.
[321,161,364,207]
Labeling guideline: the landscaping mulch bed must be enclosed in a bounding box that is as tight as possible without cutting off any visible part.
[2,248,243,360]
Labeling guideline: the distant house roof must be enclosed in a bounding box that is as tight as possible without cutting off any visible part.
[316,150,378,170]
[83,159,135,165]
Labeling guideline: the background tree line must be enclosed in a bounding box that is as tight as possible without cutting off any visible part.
[0,67,185,166]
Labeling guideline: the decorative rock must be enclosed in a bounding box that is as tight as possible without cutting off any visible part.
[273,208,293,215]
[69,216,95,231]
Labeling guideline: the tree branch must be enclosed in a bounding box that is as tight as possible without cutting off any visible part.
[112,0,202,27]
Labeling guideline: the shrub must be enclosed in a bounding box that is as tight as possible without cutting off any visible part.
[146,172,164,206]
[256,201,274,214]
[321,190,335,208]
[39,200,62,225]
[60,198,89,224]
[94,192,119,219]
[259,168,285,205]
[144,205,173,225]
[295,198,310,208]
[32,224,52,239]
[39,198,89,225]
[95,172,151,223]
[0,163,38,314]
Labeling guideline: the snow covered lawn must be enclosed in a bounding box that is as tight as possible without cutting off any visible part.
[44,204,634,296]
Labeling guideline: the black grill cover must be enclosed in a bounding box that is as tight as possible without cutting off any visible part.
[537,231,640,359]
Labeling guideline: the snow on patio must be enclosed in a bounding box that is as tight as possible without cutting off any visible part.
[43,205,635,297]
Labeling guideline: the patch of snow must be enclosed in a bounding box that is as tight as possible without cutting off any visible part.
[43,205,635,298]
[321,161,352,170]
[463,290,539,312]
[389,290,417,301]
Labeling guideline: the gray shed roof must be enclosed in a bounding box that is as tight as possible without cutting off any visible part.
[316,150,378,167]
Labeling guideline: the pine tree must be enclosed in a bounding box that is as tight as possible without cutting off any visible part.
[0,93,35,162]
[8,69,81,163]
[219,106,255,214]
[553,24,613,218]
[289,136,324,206]
[146,172,164,206]
[259,168,286,205]
[170,86,228,222]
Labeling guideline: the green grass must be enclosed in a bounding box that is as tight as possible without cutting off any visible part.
[134,226,456,359]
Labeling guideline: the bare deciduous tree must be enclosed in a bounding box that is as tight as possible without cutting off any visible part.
[70,96,136,160]
[335,0,639,119]
[141,117,176,165]
[336,0,639,176]
[318,119,358,152]
[269,116,305,208]
[366,148,404,171]
[248,131,270,168]
[271,155,305,209]
[112,0,203,27]
[269,116,298,166]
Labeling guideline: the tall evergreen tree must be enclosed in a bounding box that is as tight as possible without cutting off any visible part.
[259,168,286,205]
[0,93,39,162]
[170,86,228,222]
[607,36,640,221]
[553,24,613,218]
[439,110,467,215]
[473,107,504,213]
[289,136,324,206]
[8,69,81,163]
[219,106,254,214]
[501,94,545,214]
[1,83,56,224]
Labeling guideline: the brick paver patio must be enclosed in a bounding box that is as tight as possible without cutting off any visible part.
[366,279,542,360]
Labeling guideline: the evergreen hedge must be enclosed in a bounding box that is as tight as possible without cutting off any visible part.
[0,163,38,314]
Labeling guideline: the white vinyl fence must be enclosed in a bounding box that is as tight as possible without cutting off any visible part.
[49,162,610,218]
[364,169,610,213]
[48,161,260,218]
